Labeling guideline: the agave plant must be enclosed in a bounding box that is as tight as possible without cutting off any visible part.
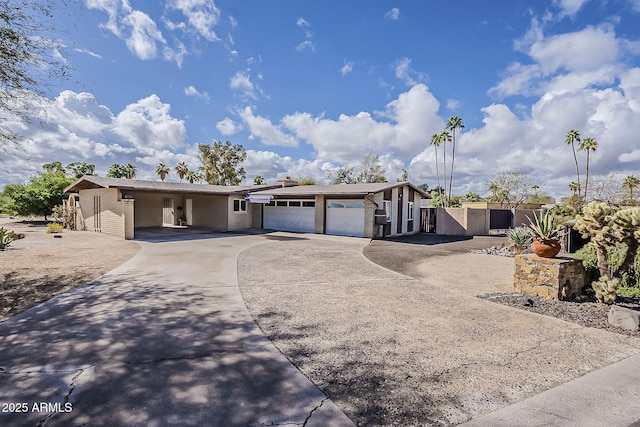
[507,227,531,254]
[526,211,564,240]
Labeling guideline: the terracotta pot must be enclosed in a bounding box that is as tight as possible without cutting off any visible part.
[531,237,561,258]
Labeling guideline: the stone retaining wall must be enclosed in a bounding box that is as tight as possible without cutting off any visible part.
[514,254,586,300]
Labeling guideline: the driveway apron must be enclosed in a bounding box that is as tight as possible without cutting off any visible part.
[0,233,354,427]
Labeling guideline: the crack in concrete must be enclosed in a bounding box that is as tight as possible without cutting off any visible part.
[303,397,328,427]
[35,368,84,427]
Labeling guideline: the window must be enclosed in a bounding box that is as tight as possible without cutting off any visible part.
[267,201,275,207]
[302,201,315,208]
[383,200,391,222]
[276,200,288,207]
[233,199,247,213]
[288,201,302,207]
[407,202,414,220]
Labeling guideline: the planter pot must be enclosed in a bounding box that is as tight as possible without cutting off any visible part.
[531,238,561,258]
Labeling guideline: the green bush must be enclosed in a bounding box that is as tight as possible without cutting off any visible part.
[46,222,64,234]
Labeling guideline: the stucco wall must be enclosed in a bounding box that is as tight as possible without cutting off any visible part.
[515,209,539,228]
[436,207,466,236]
[131,192,167,227]
[314,195,325,234]
[228,196,253,230]
[464,208,488,236]
[78,188,124,237]
[189,194,228,229]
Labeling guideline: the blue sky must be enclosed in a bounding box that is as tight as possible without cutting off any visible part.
[2,0,640,198]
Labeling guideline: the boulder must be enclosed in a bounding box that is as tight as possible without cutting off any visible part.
[608,305,640,332]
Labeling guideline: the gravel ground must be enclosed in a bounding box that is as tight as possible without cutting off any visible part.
[0,218,140,321]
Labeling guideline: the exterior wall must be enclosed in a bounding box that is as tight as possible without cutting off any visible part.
[189,194,228,229]
[123,200,135,239]
[464,208,488,236]
[367,193,385,238]
[251,202,262,228]
[228,196,253,230]
[514,209,539,228]
[514,255,585,300]
[314,195,325,234]
[78,188,125,238]
[131,192,166,227]
[391,188,399,236]
[436,207,466,236]
[401,187,409,234]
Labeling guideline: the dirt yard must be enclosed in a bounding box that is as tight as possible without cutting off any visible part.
[0,219,140,321]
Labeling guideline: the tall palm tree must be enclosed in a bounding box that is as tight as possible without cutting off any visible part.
[253,175,266,185]
[175,162,188,183]
[622,175,640,202]
[579,137,598,201]
[439,130,452,207]
[429,133,444,207]
[155,162,170,181]
[185,170,198,184]
[565,129,581,198]
[446,116,465,204]
[123,163,136,179]
[568,181,581,196]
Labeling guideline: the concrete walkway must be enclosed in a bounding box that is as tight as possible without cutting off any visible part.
[0,231,354,427]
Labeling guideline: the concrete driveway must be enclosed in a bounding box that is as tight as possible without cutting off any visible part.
[238,234,640,426]
[0,231,353,427]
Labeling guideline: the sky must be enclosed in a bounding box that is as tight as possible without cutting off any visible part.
[2,0,640,198]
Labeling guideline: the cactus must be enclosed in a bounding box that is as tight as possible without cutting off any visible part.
[591,277,619,304]
[0,227,15,250]
[611,208,640,277]
[574,202,616,279]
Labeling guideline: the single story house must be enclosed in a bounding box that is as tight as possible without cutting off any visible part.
[64,176,277,239]
[65,177,427,239]
[248,182,428,238]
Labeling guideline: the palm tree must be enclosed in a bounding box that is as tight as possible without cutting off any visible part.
[123,163,136,179]
[155,162,170,181]
[446,116,465,204]
[579,137,598,201]
[185,170,198,184]
[429,133,444,207]
[439,130,452,207]
[568,181,581,196]
[565,129,581,198]
[253,175,266,185]
[622,175,640,202]
[175,162,188,183]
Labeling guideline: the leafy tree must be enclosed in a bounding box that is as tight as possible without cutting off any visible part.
[417,183,429,193]
[175,162,189,182]
[579,137,598,201]
[565,129,581,198]
[43,161,64,173]
[486,170,538,209]
[355,153,386,183]
[0,0,70,150]
[198,140,247,185]
[461,192,482,202]
[6,164,74,220]
[66,162,96,178]
[296,176,315,185]
[446,115,464,204]
[329,166,356,184]
[622,175,639,204]
[106,163,136,179]
[156,162,170,181]
[397,168,408,182]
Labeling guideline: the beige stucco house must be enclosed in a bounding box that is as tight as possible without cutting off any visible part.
[65,177,428,239]
[248,182,428,238]
[65,176,276,239]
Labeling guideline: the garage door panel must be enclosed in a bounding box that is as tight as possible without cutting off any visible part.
[264,206,315,233]
[326,199,365,237]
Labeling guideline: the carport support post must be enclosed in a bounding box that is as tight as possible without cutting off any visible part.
[123,199,134,239]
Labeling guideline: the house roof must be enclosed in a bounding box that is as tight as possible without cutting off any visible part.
[250,182,430,198]
[64,176,277,195]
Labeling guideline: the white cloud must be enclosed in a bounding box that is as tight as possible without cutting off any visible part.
[619,150,640,163]
[296,17,310,28]
[296,40,315,53]
[166,0,221,41]
[385,8,400,20]
[553,0,588,17]
[229,71,256,99]
[239,107,298,147]
[446,99,461,111]
[340,61,354,75]
[184,85,211,101]
[216,118,242,135]
[244,150,334,184]
[394,57,428,86]
[1,90,188,185]
[281,84,442,162]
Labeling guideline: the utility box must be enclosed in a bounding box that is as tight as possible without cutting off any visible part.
[374,209,388,225]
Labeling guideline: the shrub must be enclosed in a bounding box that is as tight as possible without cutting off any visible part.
[574,242,640,289]
[507,227,531,254]
[46,222,64,234]
[0,227,15,250]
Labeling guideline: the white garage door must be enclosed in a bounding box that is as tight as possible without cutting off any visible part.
[264,200,315,233]
[326,200,365,237]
